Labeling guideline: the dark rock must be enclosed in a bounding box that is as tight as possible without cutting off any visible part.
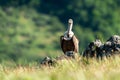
[41,56,55,66]
[104,35,120,55]
[83,39,105,60]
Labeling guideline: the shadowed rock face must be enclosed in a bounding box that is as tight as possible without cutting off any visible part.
[83,39,104,60]
[107,35,120,44]
[104,35,120,55]
[41,57,54,66]
[83,35,120,60]
[83,42,96,58]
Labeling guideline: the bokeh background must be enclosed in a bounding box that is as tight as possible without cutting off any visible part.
[0,0,120,64]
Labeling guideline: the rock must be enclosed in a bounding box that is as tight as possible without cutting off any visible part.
[83,41,98,59]
[40,53,80,66]
[41,56,55,66]
[94,39,103,47]
[104,35,120,55]
[83,39,105,60]
[107,35,120,44]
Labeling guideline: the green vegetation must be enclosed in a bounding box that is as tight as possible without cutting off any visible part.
[0,57,120,80]
[0,7,64,62]
[0,0,120,64]
[0,1,120,80]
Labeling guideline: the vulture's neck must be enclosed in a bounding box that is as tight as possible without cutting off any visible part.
[67,23,73,34]
[64,19,74,40]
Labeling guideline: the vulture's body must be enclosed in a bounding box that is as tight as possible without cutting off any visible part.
[60,19,79,56]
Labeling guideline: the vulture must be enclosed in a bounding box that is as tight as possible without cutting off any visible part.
[60,19,79,57]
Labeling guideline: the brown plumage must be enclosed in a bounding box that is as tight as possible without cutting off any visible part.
[60,19,79,55]
[60,35,79,54]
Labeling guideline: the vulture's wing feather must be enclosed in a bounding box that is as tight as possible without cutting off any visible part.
[60,36,66,53]
[72,35,79,53]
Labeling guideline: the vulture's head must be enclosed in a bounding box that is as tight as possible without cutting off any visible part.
[67,19,73,37]
[68,19,73,25]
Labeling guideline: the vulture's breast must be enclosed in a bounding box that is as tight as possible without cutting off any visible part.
[62,39,74,52]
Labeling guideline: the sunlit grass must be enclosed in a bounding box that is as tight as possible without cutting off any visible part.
[0,56,120,80]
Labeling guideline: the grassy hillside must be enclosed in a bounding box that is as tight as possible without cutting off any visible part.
[0,7,97,62]
[0,1,120,80]
[0,7,65,62]
[0,0,120,64]
[0,57,120,80]
[1,5,120,63]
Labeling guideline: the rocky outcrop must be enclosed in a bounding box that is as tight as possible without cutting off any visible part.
[83,35,120,59]
[41,35,120,66]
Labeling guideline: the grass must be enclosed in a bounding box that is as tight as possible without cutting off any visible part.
[0,56,120,80]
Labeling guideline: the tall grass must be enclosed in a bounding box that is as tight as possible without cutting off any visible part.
[0,56,120,80]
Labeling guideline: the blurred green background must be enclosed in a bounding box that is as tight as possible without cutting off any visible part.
[0,0,120,63]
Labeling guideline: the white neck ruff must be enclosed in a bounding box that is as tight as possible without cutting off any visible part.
[63,31,74,40]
